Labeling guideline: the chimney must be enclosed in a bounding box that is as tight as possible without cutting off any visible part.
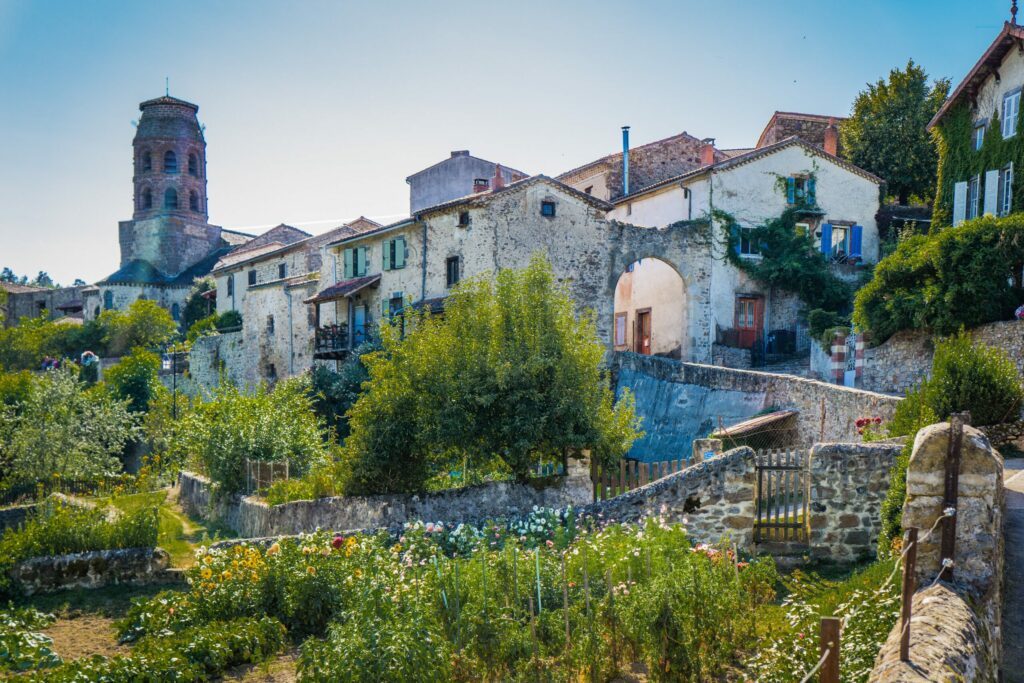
[823,118,839,156]
[492,163,505,191]
[451,150,470,158]
[700,138,716,166]
[621,126,631,195]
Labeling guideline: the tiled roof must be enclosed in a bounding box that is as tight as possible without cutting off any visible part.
[305,274,381,304]
[0,282,48,294]
[556,130,706,182]
[212,242,287,271]
[139,95,199,111]
[325,218,418,249]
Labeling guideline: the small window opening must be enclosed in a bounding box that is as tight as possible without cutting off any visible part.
[171,303,180,321]
[458,211,470,227]
[267,315,275,334]
[473,178,489,193]
[446,256,461,288]
[142,188,152,210]
[188,153,198,177]
[278,263,287,279]
[248,270,257,287]
[541,200,556,217]
[141,151,151,172]
[164,150,177,174]
[163,188,177,210]
[584,186,593,195]
[189,191,199,212]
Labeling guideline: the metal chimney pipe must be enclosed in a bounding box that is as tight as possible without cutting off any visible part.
[621,126,630,196]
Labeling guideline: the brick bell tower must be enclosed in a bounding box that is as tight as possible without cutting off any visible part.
[116,95,223,277]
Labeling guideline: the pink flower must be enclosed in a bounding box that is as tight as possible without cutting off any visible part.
[332,535,344,550]
[545,540,554,548]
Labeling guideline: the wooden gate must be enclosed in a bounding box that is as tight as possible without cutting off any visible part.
[754,448,809,543]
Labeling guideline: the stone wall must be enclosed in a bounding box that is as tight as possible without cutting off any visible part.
[178,457,594,538]
[0,503,37,532]
[10,547,172,596]
[862,319,1024,396]
[187,330,256,391]
[870,422,1005,682]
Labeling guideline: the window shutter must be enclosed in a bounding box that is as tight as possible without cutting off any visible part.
[343,249,353,279]
[786,177,796,204]
[358,247,367,276]
[730,224,741,255]
[953,181,968,226]
[850,225,863,259]
[985,169,1000,215]
[381,299,390,318]
[395,237,405,269]
[807,178,816,205]
[383,240,392,271]
[1008,163,1015,215]
[820,223,832,256]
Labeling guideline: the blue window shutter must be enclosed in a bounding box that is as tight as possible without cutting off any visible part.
[787,177,796,204]
[730,224,741,255]
[395,237,405,269]
[383,240,392,271]
[343,249,353,279]
[820,223,833,256]
[807,178,816,205]
[850,225,863,258]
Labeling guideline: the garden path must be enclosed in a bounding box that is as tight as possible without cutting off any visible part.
[1002,457,1024,682]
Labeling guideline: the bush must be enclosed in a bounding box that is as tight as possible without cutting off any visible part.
[807,308,849,346]
[104,348,161,413]
[185,313,218,342]
[217,309,242,330]
[926,330,1023,426]
[0,606,61,673]
[308,342,379,441]
[0,501,158,597]
[854,214,1024,342]
[99,299,178,357]
[173,377,327,494]
[0,370,34,409]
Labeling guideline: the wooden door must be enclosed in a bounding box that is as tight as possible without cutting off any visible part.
[635,309,652,355]
[735,297,763,349]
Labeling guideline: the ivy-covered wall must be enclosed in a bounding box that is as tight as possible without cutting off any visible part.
[933,100,1024,227]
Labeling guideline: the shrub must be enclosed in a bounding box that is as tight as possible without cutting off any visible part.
[185,313,218,342]
[104,347,161,413]
[99,299,178,357]
[0,500,158,596]
[0,606,61,673]
[0,367,139,486]
[0,370,34,409]
[174,377,327,494]
[807,308,849,346]
[926,330,1023,426]
[307,342,379,441]
[217,309,242,330]
[179,277,216,333]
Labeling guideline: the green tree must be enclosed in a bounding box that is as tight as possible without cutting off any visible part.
[99,299,177,356]
[841,60,950,205]
[307,342,379,441]
[180,277,216,333]
[0,367,139,485]
[105,348,162,413]
[342,254,642,494]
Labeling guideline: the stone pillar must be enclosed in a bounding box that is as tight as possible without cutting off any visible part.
[830,332,847,385]
[691,438,722,464]
[854,332,867,386]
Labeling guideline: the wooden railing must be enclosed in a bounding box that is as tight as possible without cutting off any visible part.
[590,456,690,501]
[314,324,350,354]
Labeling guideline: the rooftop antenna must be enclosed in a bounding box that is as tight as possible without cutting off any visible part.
[165,77,169,97]
[1014,0,1019,24]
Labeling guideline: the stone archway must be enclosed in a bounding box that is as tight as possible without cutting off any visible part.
[613,257,688,359]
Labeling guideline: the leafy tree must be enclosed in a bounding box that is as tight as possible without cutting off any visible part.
[105,348,162,413]
[0,367,139,485]
[840,60,950,205]
[0,370,35,409]
[0,268,16,283]
[72,278,87,287]
[342,254,642,495]
[173,378,327,494]
[32,271,55,288]
[307,342,379,441]
[853,214,1024,342]
[181,277,216,333]
[99,299,177,356]
[0,285,6,324]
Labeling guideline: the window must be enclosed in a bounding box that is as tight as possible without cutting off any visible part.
[473,178,489,193]
[968,174,981,219]
[382,292,404,320]
[584,186,593,195]
[142,188,152,210]
[786,176,816,205]
[999,162,1014,216]
[541,200,556,217]
[614,312,627,347]
[343,246,369,278]
[446,256,461,288]
[189,191,199,212]
[974,123,986,151]
[458,211,470,227]
[141,151,151,172]
[626,202,632,216]
[795,222,810,237]
[227,275,234,297]
[267,315,275,334]
[383,237,407,270]
[267,363,277,379]
[830,225,850,259]
[738,227,760,257]
[163,188,177,210]
[277,263,287,279]
[248,270,257,287]
[188,153,198,177]
[171,303,180,321]
[103,291,113,310]
[164,150,177,173]
[94,306,100,318]
[1004,90,1021,138]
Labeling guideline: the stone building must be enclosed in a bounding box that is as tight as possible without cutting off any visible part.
[1,282,91,328]
[406,151,527,214]
[755,111,845,153]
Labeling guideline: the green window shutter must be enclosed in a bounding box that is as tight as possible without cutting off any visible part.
[343,249,353,279]
[357,247,367,276]
[381,298,390,318]
[383,240,392,271]
[395,237,406,269]
[786,177,796,204]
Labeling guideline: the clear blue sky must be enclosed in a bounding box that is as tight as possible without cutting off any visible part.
[0,0,1014,285]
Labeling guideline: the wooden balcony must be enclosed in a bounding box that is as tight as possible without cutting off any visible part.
[314,324,351,359]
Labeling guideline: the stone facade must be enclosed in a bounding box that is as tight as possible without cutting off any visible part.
[407,151,526,214]
[178,457,593,538]
[1,283,91,328]
[187,330,256,390]
[10,547,173,596]
[870,421,1005,682]
[755,111,845,152]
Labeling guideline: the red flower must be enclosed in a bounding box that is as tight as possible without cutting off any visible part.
[332,535,344,550]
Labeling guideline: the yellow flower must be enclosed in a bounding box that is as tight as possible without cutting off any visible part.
[354,568,363,579]
[251,572,259,582]
[306,566,316,576]
[200,567,212,580]
[267,543,281,557]
[221,570,232,580]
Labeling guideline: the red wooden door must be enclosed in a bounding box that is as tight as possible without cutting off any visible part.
[635,309,652,355]
[735,297,763,349]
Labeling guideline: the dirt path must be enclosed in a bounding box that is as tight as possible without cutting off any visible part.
[42,615,128,661]
[1002,457,1024,682]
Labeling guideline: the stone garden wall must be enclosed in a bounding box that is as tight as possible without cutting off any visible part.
[10,547,173,596]
[870,422,1005,682]
[178,457,594,538]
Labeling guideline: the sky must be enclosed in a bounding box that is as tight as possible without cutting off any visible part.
[0,0,1015,285]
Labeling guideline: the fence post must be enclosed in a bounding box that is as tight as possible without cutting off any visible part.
[820,616,840,683]
[900,527,918,662]
[939,412,968,582]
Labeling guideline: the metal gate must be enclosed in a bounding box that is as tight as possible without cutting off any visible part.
[754,448,809,543]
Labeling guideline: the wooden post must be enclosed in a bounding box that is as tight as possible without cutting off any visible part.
[619,459,626,497]
[820,617,840,683]
[940,412,968,582]
[900,527,918,662]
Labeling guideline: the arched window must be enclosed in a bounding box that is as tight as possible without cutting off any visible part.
[142,187,152,210]
[171,303,180,321]
[189,191,199,212]
[164,188,178,210]
[164,150,177,174]
[188,153,198,177]
[142,151,151,172]
[103,291,113,310]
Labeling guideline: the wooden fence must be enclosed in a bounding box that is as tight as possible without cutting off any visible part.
[590,456,690,501]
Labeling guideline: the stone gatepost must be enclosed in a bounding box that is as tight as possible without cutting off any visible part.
[830,332,847,385]
[691,438,722,464]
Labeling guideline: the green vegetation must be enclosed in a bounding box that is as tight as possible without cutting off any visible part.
[0,500,158,597]
[854,214,1024,342]
[185,309,243,342]
[840,60,949,205]
[307,342,379,441]
[103,348,161,414]
[0,606,61,673]
[340,255,640,495]
[807,308,850,346]
[179,276,216,334]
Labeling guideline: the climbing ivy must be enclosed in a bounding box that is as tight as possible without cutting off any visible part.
[932,99,1024,228]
